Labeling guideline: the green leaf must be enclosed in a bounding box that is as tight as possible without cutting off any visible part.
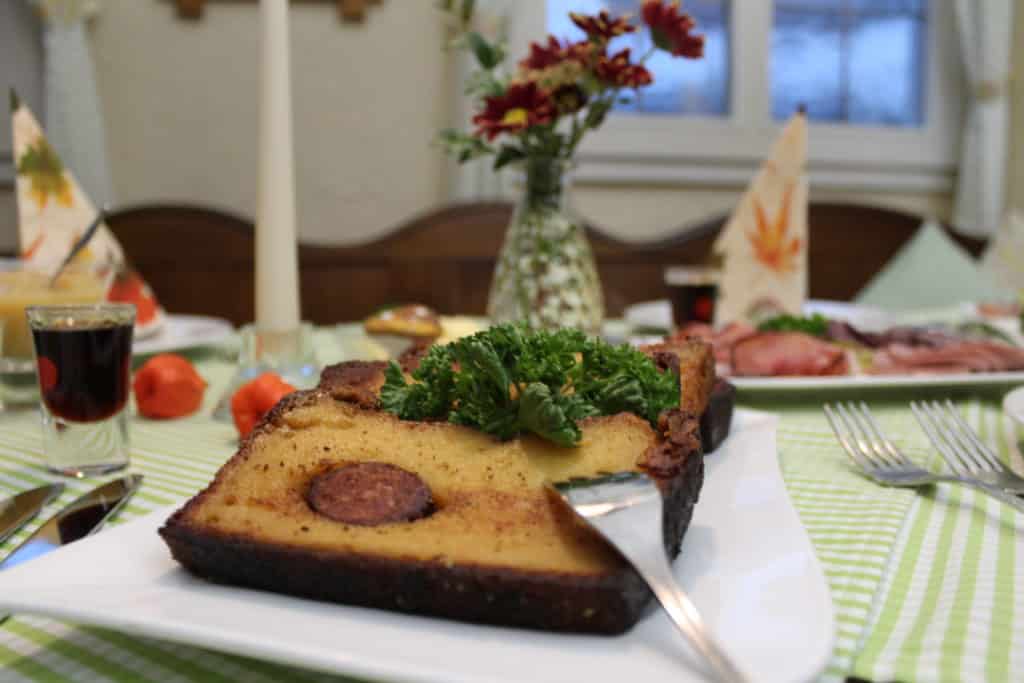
[437,128,493,164]
[467,31,501,70]
[493,145,525,170]
[9,88,20,112]
[649,26,672,53]
[585,100,613,129]
[518,383,581,447]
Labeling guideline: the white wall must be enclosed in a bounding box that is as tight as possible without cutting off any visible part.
[0,3,1021,250]
[92,0,449,245]
[1010,4,1024,215]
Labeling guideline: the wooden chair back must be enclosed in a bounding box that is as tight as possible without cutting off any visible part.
[106,202,987,326]
[591,203,988,312]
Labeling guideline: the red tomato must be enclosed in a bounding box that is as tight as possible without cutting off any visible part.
[133,354,207,419]
[230,372,296,439]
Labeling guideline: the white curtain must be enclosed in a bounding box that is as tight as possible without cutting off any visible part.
[33,0,114,207]
[952,0,1014,237]
[448,0,517,201]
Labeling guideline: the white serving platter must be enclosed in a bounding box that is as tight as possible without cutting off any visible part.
[0,410,833,683]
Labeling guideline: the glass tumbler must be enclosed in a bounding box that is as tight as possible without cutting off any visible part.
[26,303,135,477]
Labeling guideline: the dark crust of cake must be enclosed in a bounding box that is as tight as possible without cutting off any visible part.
[700,380,736,454]
[318,361,387,408]
[640,338,716,417]
[160,360,708,634]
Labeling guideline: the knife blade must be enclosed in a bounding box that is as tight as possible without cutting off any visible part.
[0,474,143,571]
[0,483,65,545]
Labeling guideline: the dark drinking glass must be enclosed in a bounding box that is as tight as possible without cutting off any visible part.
[664,267,720,327]
[27,304,135,477]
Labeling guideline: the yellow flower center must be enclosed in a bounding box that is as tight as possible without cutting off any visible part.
[501,108,529,127]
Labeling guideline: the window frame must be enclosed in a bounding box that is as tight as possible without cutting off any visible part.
[512,0,963,192]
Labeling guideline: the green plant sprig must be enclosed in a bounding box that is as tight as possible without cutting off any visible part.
[757,313,830,337]
[380,324,679,447]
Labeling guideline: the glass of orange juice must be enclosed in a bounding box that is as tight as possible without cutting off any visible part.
[0,259,107,403]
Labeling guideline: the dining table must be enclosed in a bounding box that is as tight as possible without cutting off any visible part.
[0,322,1021,683]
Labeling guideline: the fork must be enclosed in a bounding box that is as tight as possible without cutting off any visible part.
[910,399,1024,494]
[551,472,748,683]
[824,402,1024,513]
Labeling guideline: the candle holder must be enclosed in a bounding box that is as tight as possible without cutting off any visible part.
[213,322,320,422]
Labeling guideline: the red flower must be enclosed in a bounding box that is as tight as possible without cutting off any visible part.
[641,0,704,58]
[570,10,635,42]
[595,49,653,88]
[566,39,601,65]
[473,82,555,140]
[520,36,567,70]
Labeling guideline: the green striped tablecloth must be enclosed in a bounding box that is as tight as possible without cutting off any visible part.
[1,328,1022,683]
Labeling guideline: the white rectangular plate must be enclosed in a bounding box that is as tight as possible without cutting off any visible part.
[627,299,1024,393]
[0,410,834,683]
[732,371,1024,392]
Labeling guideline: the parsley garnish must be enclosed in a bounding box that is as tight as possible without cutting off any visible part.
[758,313,829,337]
[380,324,679,447]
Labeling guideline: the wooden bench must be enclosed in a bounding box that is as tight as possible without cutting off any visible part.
[106,202,987,326]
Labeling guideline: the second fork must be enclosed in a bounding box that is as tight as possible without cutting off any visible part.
[824,401,1024,514]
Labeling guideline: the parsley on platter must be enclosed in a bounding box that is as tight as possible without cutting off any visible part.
[757,313,829,337]
[380,324,678,447]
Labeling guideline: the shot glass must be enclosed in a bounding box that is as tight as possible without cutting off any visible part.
[664,266,720,327]
[26,303,135,477]
[0,259,107,406]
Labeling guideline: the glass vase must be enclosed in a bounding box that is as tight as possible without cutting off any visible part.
[486,158,605,335]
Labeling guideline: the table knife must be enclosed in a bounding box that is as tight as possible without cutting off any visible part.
[0,474,143,572]
[0,483,64,545]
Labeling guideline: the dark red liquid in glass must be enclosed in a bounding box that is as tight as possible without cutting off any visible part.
[670,284,718,325]
[32,323,133,423]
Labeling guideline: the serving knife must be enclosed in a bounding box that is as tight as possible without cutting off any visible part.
[552,473,748,683]
[0,483,64,545]
[0,474,142,572]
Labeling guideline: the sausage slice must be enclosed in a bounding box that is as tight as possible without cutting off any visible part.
[307,462,433,526]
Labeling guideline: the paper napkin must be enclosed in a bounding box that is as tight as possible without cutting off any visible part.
[980,210,1024,293]
[713,113,808,324]
[856,220,1002,310]
[10,91,165,334]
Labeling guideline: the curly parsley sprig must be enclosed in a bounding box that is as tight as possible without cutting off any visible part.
[379,324,678,447]
[757,313,829,337]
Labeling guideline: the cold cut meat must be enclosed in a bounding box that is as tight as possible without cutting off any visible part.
[732,332,849,377]
[869,341,1024,375]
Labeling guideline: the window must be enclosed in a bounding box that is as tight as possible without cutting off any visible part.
[772,0,927,126]
[532,0,961,191]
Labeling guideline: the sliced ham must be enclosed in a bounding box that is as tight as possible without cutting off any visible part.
[674,321,757,370]
[869,340,1024,375]
[731,332,849,377]
[716,321,758,349]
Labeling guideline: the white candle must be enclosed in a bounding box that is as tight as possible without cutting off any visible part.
[255,0,301,333]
